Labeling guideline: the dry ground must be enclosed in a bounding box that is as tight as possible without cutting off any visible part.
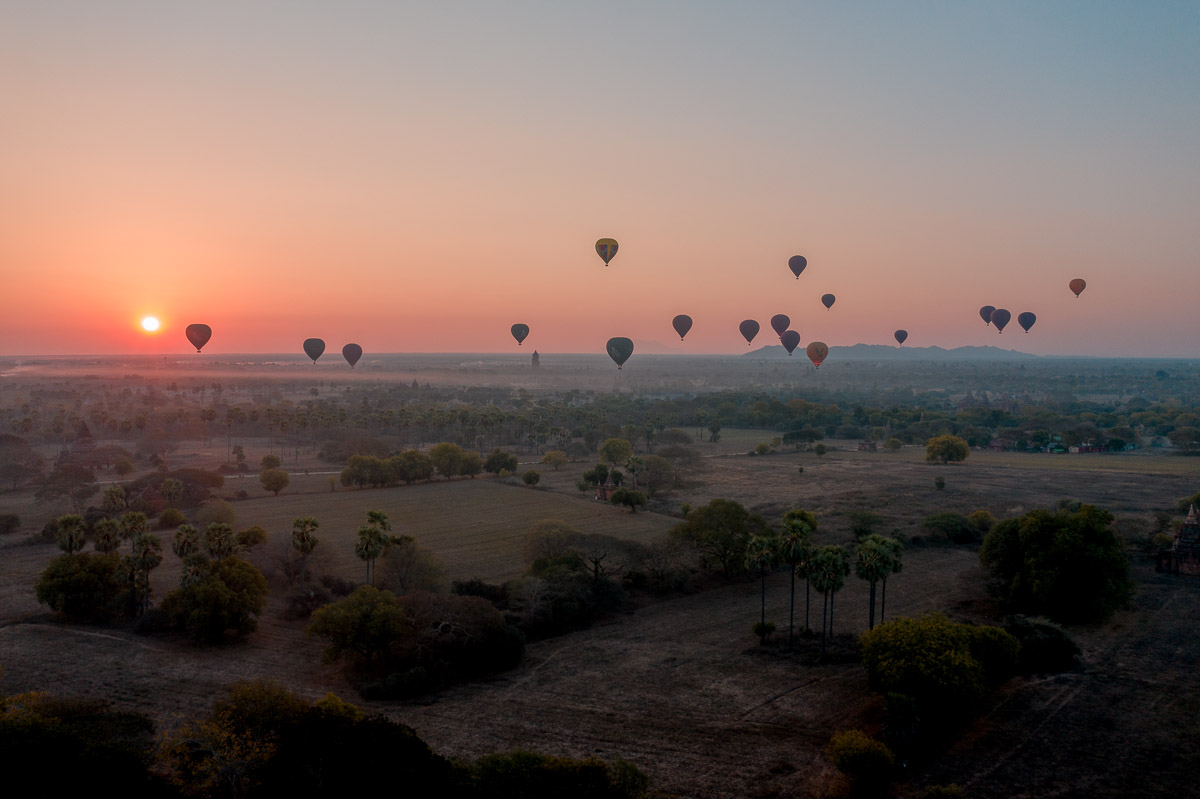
[1,434,1198,797]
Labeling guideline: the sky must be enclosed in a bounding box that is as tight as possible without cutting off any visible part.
[1,1,1197,357]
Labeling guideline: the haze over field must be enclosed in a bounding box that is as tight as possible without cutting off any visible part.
[2,3,1198,358]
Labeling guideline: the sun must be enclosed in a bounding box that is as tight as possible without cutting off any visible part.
[141,316,160,332]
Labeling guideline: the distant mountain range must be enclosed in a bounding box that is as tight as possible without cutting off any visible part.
[744,343,1039,360]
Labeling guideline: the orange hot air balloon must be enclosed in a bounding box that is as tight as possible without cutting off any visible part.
[185,324,212,353]
[1069,278,1086,297]
[739,319,760,345]
[788,255,807,279]
[596,238,619,265]
[672,314,693,340]
[806,341,829,368]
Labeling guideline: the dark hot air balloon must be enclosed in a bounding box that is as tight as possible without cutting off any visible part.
[788,255,807,279]
[990,308,1011,333]
[1069,278,1086,297]
[979,305,996,326]
[821,294,836,310]
[894,329,908,345]
[303,338,325,363]
[780,330,801,355]
[739,319,760,345]
[342,343,362,368]
[1017,312,1036,332]
[672,314,693,340]
[606,337,634,369]
[770,314,790,337]
[185,324,212,353]
[806,341,829,368]
[511,323,529,345]
[596,238,619,266]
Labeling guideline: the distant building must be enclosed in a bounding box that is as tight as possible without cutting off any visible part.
[531,350,540,369]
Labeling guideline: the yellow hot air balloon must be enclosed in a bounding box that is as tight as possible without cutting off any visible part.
[806,341,829,368]
[596,238,619,266]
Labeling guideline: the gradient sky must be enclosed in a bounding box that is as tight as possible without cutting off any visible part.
[2,2,1197,357]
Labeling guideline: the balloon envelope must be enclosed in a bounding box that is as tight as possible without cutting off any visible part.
[303,338,325,363]
[1069,278,1086,297]
[739,319,760,345]
[979,305,996,326]
[342,343,362,368]
[770,314,790,337]
[806,341,829,368]
[788,255,807,279]
[185,324,212,353]
[606,337,634,369]
[1017,312,1036,332]
[672,314,693,340]
[894,329,908,345]
[596,238,619,265]
[821,294,836,310]
[780,330,801,355]
[511,323,529,345]
[990,308,1011,333]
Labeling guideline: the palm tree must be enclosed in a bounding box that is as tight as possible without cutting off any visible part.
[291,517,320,590]
[854,535,895,629]
[779,509,816,646]
[56,514,87,555]
[809,545,850,654]
[92,517,121,554]
[745,535,781,626]
[118,511,149,542]
[127,531,162,616]
[356,511,407,586]
[203,522,236,566]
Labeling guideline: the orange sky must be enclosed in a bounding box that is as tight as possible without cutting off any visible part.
[2,3,1197,357]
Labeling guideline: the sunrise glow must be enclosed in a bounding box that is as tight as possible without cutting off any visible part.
[141,317,160,333]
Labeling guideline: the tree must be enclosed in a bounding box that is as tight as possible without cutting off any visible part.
[100,484,127,515]
[160,477,184,506]
[55,513,88,555]
[429,442,464,478]
[307,585,408,666]
[125,531,163,616]
[809,545,850,653]
[879,537,903,624]
[670,499,769,576]
[813,443,827,459]
[597,438,633,468]
[522,470,541,487]
[485,449,519,476]
[458,451,484,478]
[378,538,447,595]
[779,509,816,644]
[541,450,567,470]
[261,454,282,470]
[161,557,269,644]
[291,517,319,590]
[884,437,903,451]
[609,487,646,514]
[259,468,290,496]
[825,730,895,794]
[979,505,1134,623]
[35,464,99,512]
[707,420,722,443]
[35,552,124,622]
[926,434,969,464]
[356,511,407,586]
[390,450,434,484]
[855,535,898,629]
[745,535,780,627]
[204,522,236,566]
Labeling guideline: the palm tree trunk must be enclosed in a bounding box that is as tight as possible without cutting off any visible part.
[805,578,811,632]
[829,590,835,638]
[881,576,887,623]
[821,590,828,654]
[760,572,766,625]
[868,579,877,629]
[788,570,796,646]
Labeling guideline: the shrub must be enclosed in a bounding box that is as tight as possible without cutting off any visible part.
[194,498,236,528]
[967,510,996,533]
[922,512,979,545]
[157,508,185,530]
[0,514,19,535]
[934,475,946,490]
[752,621,776,645]
[35,552,125,622]
[824,729,894,790]
[926,435,969,463]
[467,750,645,799]
[522,470,541,487]
[161,557,268,644]
[1005,615,1080,674]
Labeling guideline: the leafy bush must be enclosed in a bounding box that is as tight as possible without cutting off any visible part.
[922,512,980,545]
[824,729,894,790]
[466,750,647,799]
[1004,615,1080,674]
[157,508,185,529]
[0,514,19,535]
[967,510,997,533]
[35,552,125,622]
[161,557,268,644]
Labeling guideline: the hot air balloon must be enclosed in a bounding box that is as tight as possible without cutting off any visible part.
[821,294,836,310]
[185,324,212,353]
[780,330,801,355]
[596,238,619,266]
[806,341,829,368]
[1069,278,1086,297]
[606,337,634,369]
[672,314,693,341]
[511,323,530,346]
[303,338,325,363]
[342,343,362,368]
[770,314,790,338]
[894,329,908,345]
[979,305,996,326]
[788,255,807,279]
[739,319,760,345]
[990,308,1011,333]
[1017,312,1036,333]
